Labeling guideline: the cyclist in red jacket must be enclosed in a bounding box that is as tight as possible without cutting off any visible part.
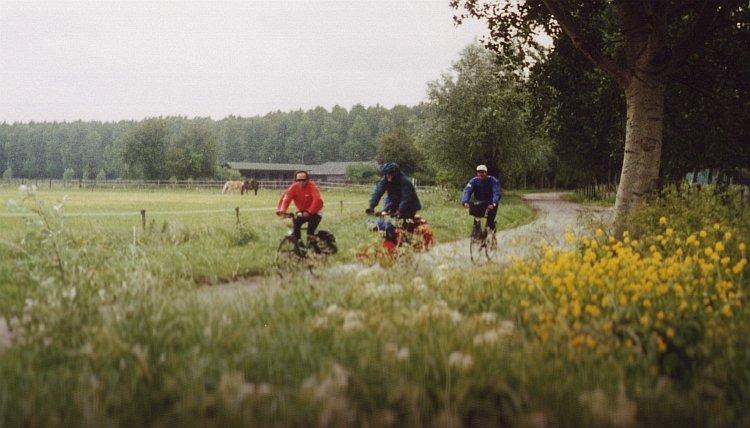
[276,170,324,242]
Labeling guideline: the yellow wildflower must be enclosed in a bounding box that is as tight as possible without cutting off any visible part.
[656,336,667,353]
[586,336,596,349]
[722,305,732,317]
[715,242,724,252]
[666,228,674,236]
[659,217,667,224]
[714,223,721,230]
[666,328,675,338]
[725,232,732,240]
[740,243,746,252]
[700,230,707,238]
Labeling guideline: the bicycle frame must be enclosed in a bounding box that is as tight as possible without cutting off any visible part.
[276,212,329,276]
[469,202,497,262]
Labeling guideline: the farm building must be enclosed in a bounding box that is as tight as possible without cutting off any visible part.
[221,161,375,183]
[220,162,306,182]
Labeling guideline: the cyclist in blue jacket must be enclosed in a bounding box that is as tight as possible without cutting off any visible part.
[366,162,422,236]
[462,164,501,231]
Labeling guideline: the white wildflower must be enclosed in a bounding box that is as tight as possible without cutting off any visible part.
[474,330,499,346]
[396,347,410,361]
[497,320,515,335]
[326,304,339,314]
[480,312,497,324]
[257,383,272,396]
[342,311,363,332]
[450,310,463,323]
[18,185,28,193]
[448,351,474,371]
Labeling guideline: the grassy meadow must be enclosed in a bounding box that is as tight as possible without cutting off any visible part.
[1,183,749,427]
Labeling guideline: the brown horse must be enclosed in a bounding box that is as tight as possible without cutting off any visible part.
[241,179,258,195]
[222,179,258,195]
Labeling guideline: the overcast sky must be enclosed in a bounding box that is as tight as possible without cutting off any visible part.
[0,0,489,124]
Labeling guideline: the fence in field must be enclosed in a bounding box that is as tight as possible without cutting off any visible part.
[0,178,444,194]
[574,183,617,201]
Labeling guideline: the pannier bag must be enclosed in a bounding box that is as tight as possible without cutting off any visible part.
[314,229,338,254]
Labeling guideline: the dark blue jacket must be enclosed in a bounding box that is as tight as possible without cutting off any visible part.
[368,163,421,215]
[462,175,501,205]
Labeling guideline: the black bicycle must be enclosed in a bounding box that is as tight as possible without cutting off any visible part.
[469,202,497,262]
[276,212,337,276]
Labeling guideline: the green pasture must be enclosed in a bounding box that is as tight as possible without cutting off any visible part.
[0,184,534,293]
[1,184,748,427]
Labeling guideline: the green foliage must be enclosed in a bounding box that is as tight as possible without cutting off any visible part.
[215,167,242,181]
[419,43,552,189]
[2,167,11,180]
[627,184,750,243]
[96,169,107,181]
[121,118,170,180]
[529,35,625,188]
[62,168,75,180]
[166,122,220,180]
[377,127,424,176]
[344,163,380,184]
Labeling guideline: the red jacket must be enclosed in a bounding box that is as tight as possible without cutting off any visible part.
[277,181,323,214]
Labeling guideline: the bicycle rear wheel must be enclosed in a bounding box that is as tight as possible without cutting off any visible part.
[276,236,302,275]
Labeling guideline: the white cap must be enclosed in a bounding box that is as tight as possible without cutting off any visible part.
[476,165,488,172]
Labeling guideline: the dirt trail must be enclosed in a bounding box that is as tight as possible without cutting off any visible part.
[419,192,614,269]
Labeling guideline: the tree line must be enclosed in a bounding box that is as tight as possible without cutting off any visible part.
[0,104,424,182]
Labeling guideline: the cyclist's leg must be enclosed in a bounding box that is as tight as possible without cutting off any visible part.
[306,213,322,236]
[292,215,304,241]
[486,207,498,231]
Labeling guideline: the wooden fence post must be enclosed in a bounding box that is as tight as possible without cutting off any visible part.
[141,210,146,231]
[235,207,240,226]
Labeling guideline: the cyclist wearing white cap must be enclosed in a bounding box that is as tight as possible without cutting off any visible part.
[462,165,502,231]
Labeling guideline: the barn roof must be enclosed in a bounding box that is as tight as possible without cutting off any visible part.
[308,162,375,176]
[221,162,306,171]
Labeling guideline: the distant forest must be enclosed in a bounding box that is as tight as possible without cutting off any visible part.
[0,103,423,180]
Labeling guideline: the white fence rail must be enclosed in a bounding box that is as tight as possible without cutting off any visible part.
[0,178,443,194]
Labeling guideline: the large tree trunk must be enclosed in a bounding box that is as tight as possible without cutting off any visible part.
[614,74,667,235]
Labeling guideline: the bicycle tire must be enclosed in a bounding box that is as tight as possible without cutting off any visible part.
[470,222,486,262]
[485,229,497,260]
[276,235,302,274]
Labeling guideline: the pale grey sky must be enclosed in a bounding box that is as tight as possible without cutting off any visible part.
[0,0,489,123]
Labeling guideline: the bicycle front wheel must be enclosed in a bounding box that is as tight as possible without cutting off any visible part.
[470,225,486,263]
[484,230,497,260]
[276,236,302,274]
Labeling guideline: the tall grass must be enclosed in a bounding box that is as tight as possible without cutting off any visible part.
[1,184,747,426]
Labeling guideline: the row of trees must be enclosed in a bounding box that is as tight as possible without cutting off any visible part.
[0,104,424,181]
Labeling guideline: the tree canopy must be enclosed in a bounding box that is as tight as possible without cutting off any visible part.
[419,43,551,188]
[452,0,750,233]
